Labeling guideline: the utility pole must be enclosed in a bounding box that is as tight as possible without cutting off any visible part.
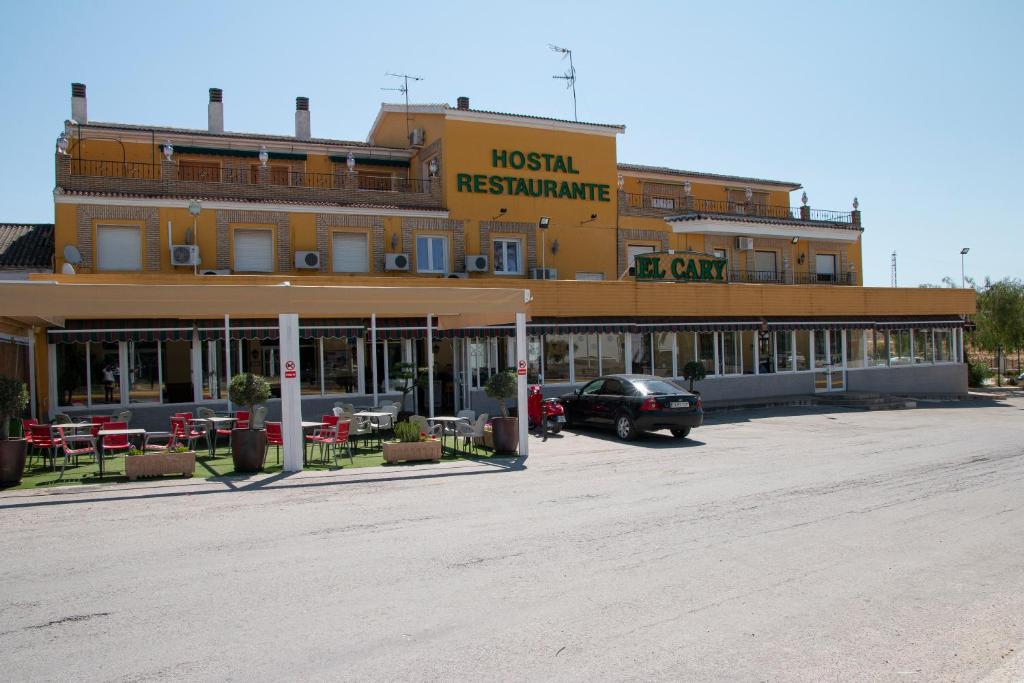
[890,251,898,288]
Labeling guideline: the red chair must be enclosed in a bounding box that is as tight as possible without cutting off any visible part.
[320,421,353,466]
[265,421,284,464]
[55,427,96,479]
[171,417,208,453]
[101,421,132,456]
[21,418,38,444]
[234,411,250,430]
[174,412,193,422]
[89,415,113,437]
[29,424,62,470]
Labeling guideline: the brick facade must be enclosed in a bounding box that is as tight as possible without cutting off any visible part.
[617,228,670,276]
[215,209,290,271]
[479,221,537,273]
[315,214,385,272]
[401,217,466,273]
[76,204,160,271]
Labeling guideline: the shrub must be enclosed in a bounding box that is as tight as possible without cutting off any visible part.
[0,376,29,440]
[485,370,518,417]
[393,421,422,443]
[967,362,991,387]
[228,373,271,429]
[681,361,707,393]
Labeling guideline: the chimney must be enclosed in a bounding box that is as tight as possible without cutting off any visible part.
[456,96,470,110]
[208,88,224,133]
[71,82,87,123]
[295,96,310,140]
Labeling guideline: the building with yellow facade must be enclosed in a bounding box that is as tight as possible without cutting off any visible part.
[17,83,975,425]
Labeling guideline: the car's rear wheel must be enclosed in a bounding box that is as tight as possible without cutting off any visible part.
[670,427,691,439]
[615,413,638,441]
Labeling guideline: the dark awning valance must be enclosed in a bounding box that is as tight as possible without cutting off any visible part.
[328,155,410,168]
[47,320,197,344]
[768,317,964,331]
[175,145,307,161]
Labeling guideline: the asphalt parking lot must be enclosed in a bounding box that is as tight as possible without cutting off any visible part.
[1,393,1022,681]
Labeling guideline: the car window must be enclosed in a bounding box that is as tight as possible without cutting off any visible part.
[633,379,686,395]
[580,380,604,396]
[600,379,625,396]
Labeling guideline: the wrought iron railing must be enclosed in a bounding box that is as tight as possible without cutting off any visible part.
[69,158,161,180]
[620,193,853,224]
[730,269,857,285]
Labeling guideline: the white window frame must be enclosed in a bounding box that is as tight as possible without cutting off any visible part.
[416,234,448,273]
[493,237,524,275]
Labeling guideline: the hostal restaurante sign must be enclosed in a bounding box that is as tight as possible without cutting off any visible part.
[635,251,729,283]
[455,149,612,202]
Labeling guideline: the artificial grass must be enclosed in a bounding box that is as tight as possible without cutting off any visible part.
[5,437,499,491]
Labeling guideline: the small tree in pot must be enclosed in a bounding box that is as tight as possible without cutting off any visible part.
[392,361,428,419]
[485,370,519,454]
[681,361,707,394]
[0,377,30,486]
[228,373,271,473]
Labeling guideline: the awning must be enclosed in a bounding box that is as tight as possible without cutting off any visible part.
[767,317,965,331]
[47,320,197,344]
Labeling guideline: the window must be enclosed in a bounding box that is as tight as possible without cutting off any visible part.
[698,333,716,375]
[580,379,604,395]
[815,254,837,282]
[676,332,696,373]
[720,331,741,375]
[178,160,220,182]
[527,336,542,383]
[599,333,625,375]
[847,329,868,369]
[741,331,757,374]
[249,163,290,186]
[572,334,599,383]
[754,251,778,281]
[575,272,605,281]
[56,343,87,406]
[629,333,652,375]
[935,329,953,363]
[868,329,888,367]
[913,329,933,364]
[890,329,912,366]
[357,171,393,191]
[90,342,120,405]
[128,341,160,403]
[233,228,274,272]
[650,196,675,209]
[727,188,768,214]
[323,338,359,393]
[713,248,729,276]
[332,233,369,273]
[627,245,655,274]
[96,225,141,271]
[775,331,795,372]
[493,238,523,275]
[543,334,570,382]
[416,235,448,273]
[654,332,674,377]
[794,331,811,371]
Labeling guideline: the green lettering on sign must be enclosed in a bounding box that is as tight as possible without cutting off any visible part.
[635,251,729,284]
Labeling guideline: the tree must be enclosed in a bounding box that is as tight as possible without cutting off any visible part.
[0,377,29,440]
[484,370,517,417]
[228,373,271,429]
[681,361,707,393]
[392,361,427,412]
[972,278,1024,386]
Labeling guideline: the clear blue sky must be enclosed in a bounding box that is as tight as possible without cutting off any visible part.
[1,0,1020,287]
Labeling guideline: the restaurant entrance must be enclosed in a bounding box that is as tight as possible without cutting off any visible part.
[814,330,846,392]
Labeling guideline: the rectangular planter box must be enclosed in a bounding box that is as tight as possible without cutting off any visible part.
[382,440,442,464]
[125,452,196,481]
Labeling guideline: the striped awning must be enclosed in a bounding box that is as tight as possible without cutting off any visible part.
[301,319,364,340]
[768,317,965,331]
[47,320,198,344]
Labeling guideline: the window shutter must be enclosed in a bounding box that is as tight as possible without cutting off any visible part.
[96,225,142,271]
[332,233,369,273]
[233,229,274,272]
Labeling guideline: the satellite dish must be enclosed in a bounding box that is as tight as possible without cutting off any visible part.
[63,244,83,265]
[61,263,76,275]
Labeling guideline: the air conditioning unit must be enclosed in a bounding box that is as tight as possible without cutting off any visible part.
[295,251,321,269]
[200,269,231,276]
[385,253,410,271]
[466,254,489,272]
[170,244,200,266]
[409,128,425,146]
[530,268,558,280]
[735,237,754,251]
[446,272,469,279]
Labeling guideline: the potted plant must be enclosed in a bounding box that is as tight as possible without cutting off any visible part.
[0,377,29,486]
[228,372,271,473]
[125,443,196,481]
[485,370,519,454]
[392,361,428,420]
[682,361,707,394]
[382,421,442,464]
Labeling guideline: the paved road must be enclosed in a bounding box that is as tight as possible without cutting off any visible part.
[2,395,1023,681]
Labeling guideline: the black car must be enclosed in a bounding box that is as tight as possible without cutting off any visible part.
[559,374,703,441]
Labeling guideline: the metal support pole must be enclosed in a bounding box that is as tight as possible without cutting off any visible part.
[224,315,232,412]
[516,311,529,456]
[371,314,378,407]
[279,313,303,473]
[426,314,435,418]
[27,328,37,419]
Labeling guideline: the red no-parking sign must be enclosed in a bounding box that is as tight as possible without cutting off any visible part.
[517,360,527,376]
[284,360,296,379]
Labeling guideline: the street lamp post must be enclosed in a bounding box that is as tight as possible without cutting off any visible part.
[960,247,970,288]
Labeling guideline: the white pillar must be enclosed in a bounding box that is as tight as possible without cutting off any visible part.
[191,331,203,403]
[279,313,303,473]
[371,314,378,407]
[224,315,232,411]
[624,333,633,374]
[515,312,529,456]
[426,315,435,418]
[27,328,37,419]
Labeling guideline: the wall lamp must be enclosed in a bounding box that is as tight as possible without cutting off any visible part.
[538,216,550,229]
[798,253,806,265]
[492,207,508,220]
[580,213,597,225]
[791,236,799,245]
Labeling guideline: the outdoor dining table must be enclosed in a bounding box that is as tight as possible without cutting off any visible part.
[96,428,146,477]
[426,416,470,454]
[353,411,392,449]
[191,416,237,457]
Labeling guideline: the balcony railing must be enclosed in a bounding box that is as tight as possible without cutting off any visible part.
[620,192,853,225]
[63,157,440,209]
[730,269,857,285]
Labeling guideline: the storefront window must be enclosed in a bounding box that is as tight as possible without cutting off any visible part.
[527,336,542,383]
[56,343,88,406]
[890,329,912,366]
[300,338,321,395]
[162,340,193,403]
[847,330,867,369]
[775,331,794,372]
[813,331,828,370]
[720,331,741,375]
[572,334,599,383]
[323,338,358,393]
[794,331,811,371]
[90,342,120,406]
[543,334,570,383]
[913,329,933,364]
[654,332,673,377]
[697,333,716,375]
[128,341,160,403]
[239,339,281,396]
[935,329,953,363]
[867,329,888,367]
[629,333,652,375]
[741,331,756,374]
[202,340,226,400]
[676,332,696,373]
[599,333,625,375]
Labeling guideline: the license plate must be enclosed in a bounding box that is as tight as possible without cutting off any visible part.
[670,401,689,409]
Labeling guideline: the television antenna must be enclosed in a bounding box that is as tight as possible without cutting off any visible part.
[890,251,898,287]
[549,44,577,122]
[382,72,423,140]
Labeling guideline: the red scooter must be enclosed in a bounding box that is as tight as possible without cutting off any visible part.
[528,384,566,435]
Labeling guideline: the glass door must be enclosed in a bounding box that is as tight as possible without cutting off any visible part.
[813,330,846,392]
